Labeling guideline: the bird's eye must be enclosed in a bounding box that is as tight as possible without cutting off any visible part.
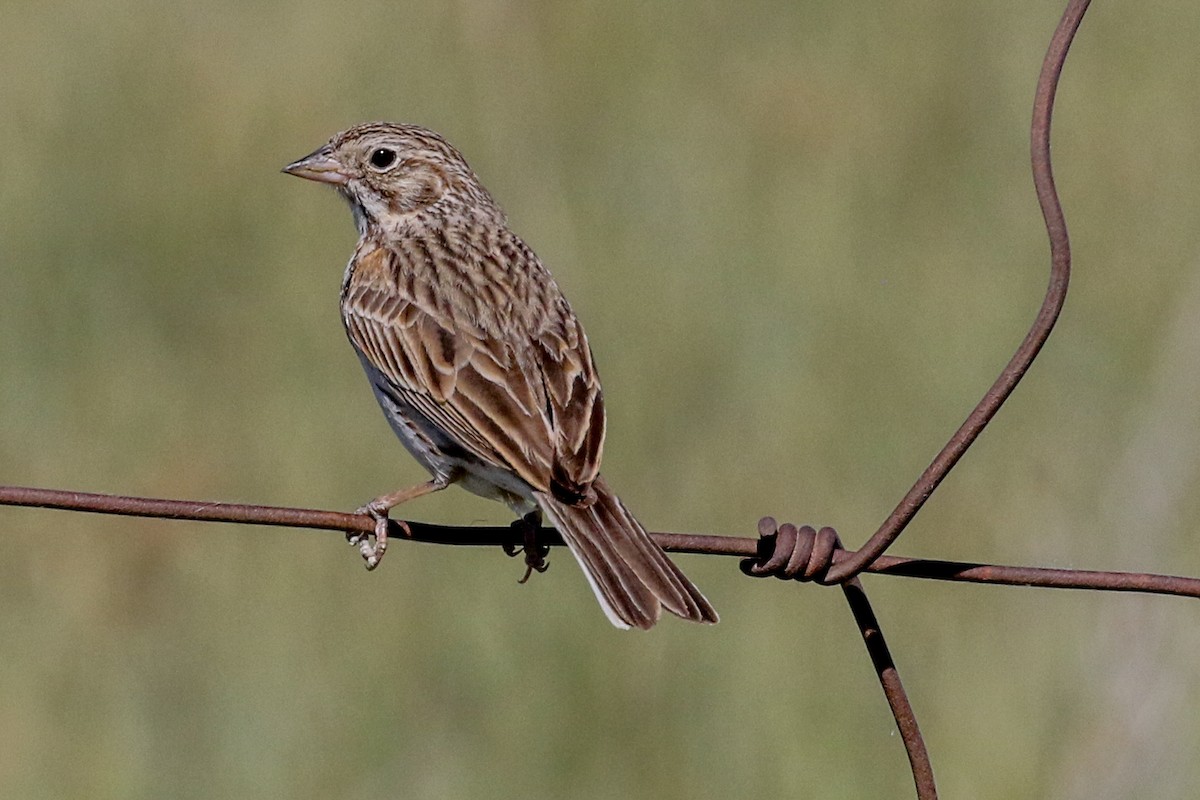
[369,148,397,170]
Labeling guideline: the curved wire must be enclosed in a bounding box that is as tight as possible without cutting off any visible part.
[825,0,1092,584]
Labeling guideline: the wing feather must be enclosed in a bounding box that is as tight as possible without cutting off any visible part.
[341,234,605,497]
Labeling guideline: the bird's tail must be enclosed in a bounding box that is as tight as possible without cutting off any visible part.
[534,475,718,630]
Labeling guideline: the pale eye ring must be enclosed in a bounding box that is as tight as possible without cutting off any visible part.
[368,148,397,170]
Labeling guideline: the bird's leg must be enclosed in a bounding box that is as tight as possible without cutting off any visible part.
[503,510,549,583]
[350,475,449,570]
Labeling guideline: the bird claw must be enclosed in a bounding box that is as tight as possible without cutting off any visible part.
[350,502,406,571]
[505,513,549,583]
[517,555,549,584]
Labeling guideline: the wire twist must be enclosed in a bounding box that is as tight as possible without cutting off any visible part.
[740,517,843,583]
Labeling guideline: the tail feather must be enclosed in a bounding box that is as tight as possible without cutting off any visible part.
[535,475,719,630]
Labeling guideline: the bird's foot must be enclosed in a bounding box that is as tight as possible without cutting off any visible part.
[503,512,549,583]
[348,500,407,570]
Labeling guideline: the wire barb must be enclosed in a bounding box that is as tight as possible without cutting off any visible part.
[739,517,840,583]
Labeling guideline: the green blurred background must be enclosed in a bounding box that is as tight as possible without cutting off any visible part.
[3,1,1199,797]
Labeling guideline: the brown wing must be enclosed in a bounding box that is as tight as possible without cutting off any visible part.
[533,296,605,500]
[341,229,605,498]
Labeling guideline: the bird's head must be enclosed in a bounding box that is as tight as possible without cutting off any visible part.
[283,122,496,233]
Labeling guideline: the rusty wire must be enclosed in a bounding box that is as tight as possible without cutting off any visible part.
[0,1,1152,798]
[4,484,1195,600]
[824,0,1088,586]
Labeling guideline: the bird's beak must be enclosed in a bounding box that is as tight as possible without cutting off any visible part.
[282,147,351,185]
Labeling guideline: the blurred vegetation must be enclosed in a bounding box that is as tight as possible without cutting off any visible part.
[2,0,1200,797]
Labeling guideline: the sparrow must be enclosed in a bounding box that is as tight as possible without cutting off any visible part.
[283,122,717,629]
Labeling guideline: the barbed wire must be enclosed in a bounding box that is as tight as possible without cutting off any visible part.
[0,1,1160,798]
